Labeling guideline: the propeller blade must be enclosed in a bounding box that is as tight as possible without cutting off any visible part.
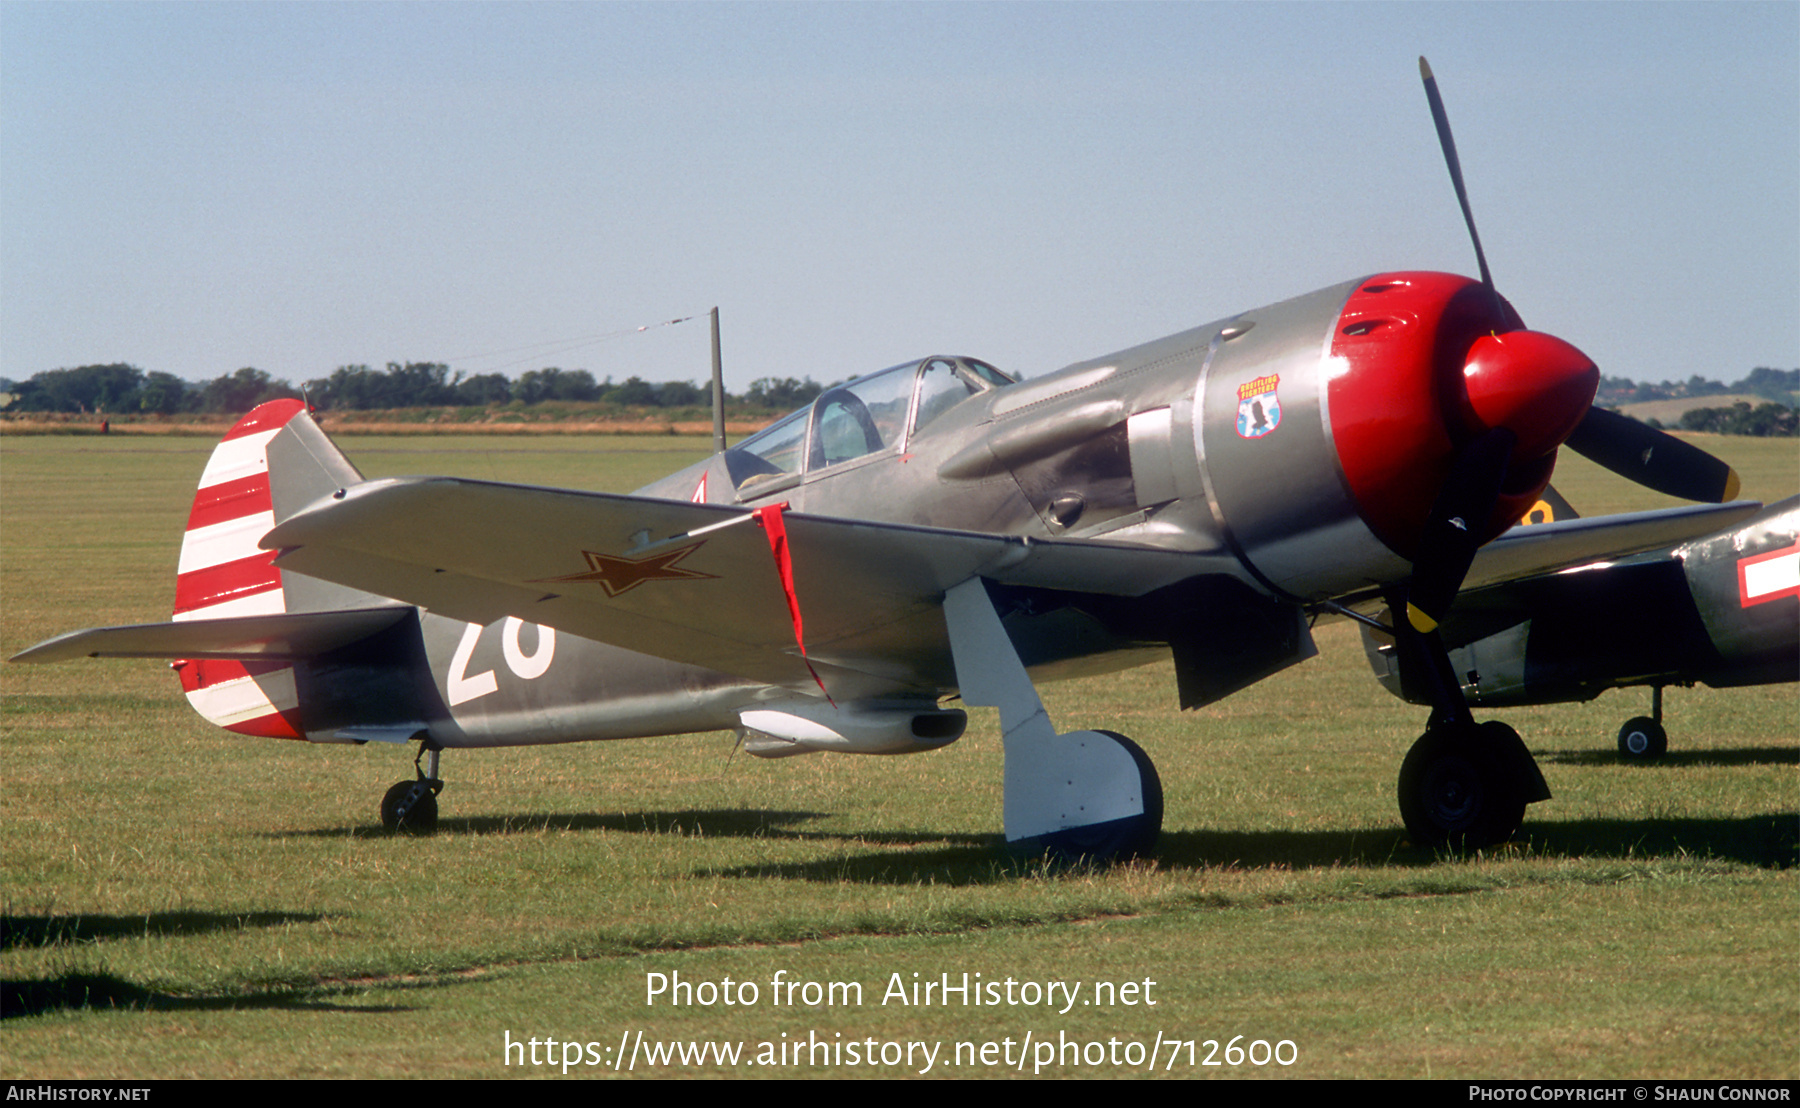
[1406,427,1516,633]
[1563,406,1742,503]
[1419,56,1495,294]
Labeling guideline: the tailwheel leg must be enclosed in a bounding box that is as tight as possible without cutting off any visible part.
[943,579,1162,863]
[381,744,443,835]
[1617,686,1668,761]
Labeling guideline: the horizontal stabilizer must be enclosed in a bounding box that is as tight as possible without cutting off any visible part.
[9,606,411,664]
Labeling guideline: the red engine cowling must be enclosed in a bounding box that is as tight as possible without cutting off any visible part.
[1194,272,1596,600]
[1327,271,1596,557]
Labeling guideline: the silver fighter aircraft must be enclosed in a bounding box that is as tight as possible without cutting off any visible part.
[1363,494,1798,760]
[10,61,1757,856]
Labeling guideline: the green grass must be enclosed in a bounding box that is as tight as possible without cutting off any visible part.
[1,431,1794,1078]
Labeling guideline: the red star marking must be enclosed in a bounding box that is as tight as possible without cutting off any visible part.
[537,542,718,598]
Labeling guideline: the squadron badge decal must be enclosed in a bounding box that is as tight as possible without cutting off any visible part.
[1236,374,1282,439]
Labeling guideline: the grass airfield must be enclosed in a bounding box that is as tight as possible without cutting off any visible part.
[1,430,1794,1079]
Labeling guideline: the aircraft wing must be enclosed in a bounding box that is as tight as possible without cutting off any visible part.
[263,477,1237,696]
[1462,501,1762,592]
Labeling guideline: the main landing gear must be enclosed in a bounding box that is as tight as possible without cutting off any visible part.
[381,743,443,834]
[1030,730,1164,862]
[942,580,1163,863]
[1385,597,1551,850]
[1398,720,1546,850]
[1616,686,1669,761]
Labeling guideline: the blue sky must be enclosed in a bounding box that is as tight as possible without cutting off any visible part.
[3,2,1794,392]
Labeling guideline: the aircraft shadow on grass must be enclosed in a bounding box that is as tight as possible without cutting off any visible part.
[275,800,1796,879]
[1,972,425,1020]
[0,909,431,1021]
[1,909,332,951]
[705,813,1796,884]
[1156,816,1795,871]
[1537,745,1798,769]
[277,807,856,841]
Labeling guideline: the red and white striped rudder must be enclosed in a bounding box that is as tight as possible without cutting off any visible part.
[173,400,308,739]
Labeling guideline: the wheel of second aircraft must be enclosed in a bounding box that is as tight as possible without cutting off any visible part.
[1616,716,1668,761]
[1397,724,1527,851]
[1034,731,1164,864]
[380,779,439,835]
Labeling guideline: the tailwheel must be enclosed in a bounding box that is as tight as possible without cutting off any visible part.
[381,744,443,835]
[1398,721,1533,850]
[1617,686,1668,761]
[1027,731,1163,864]
[1617,716,1668,761]
[380,779,439,834]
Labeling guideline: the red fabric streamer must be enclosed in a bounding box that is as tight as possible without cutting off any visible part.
[753,503,833,703]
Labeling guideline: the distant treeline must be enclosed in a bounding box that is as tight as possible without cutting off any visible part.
[1596,367,1798,407]
[1595,367,1797,437]
[1665,401,1796,437]
[4,362,1796,436]
[0,363,827,416]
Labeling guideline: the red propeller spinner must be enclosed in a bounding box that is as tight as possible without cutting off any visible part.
[1327,270,1599,562]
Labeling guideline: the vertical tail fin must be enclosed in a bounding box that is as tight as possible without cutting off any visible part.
[174,400,308,624]
[173,401,378,738]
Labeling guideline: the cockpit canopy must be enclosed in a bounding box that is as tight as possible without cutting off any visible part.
[726,356,1012,491]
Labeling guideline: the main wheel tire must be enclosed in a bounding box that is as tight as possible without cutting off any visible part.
[1616,716,1668,760]
[380,779,439,835]
[1033,731,1163,863]
[1398,724,1527,850]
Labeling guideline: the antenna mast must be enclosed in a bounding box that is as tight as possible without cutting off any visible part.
[709,306,726,454]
